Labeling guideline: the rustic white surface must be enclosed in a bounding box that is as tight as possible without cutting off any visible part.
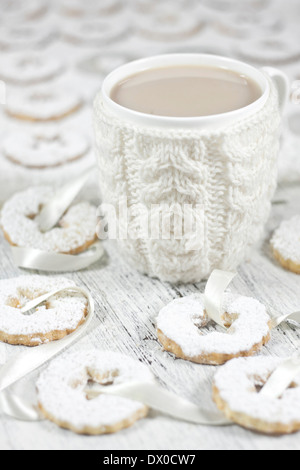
[0,181,299,451]
[0,0,300,450]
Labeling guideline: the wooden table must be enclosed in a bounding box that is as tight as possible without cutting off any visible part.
[0,181,299,451]
[0,0,300,452]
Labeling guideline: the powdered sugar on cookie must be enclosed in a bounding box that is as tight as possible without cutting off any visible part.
[157,293,271,365]
[271,216,300,272]
[0,24,54,51]
[1,0,47,22]
[6,87,82,122]
[0,276,88,346]
[0,53,63,85]
[37,350,153,435]
[3,129,90,169]
[213,356,300,434]
[1,187,97,254]
[63,19,128,46]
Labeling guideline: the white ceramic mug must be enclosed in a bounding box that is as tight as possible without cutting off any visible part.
[102,54,289,129]
[94,54,289,284]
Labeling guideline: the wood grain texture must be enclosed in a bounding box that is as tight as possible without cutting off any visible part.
[0,0,299,451]
[0,182,299,450]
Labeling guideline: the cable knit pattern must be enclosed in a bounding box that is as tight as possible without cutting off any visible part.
[94,77,280,283]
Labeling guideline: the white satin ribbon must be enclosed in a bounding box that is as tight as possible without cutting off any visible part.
[260,355,300,399]
[204,270,300,332]
[9,166,104,272]
[204,270,237,328]
[36,167,94,233]
[0,391,41,422]
[86,356,300,427]
[0,278,231,427]
[86,382,231,426]
[87,272,299,427]
[0,285,95,421]
[270,311,300,329]
[84,272,300,428]
[12,242,104,272]
[2,270,300,427]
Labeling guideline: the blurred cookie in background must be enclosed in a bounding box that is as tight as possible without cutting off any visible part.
[0,53,64,86]
[0,23,56,51]
[139,5,205,41]
[60,0,122,17]
[213,11,283,39]
[1,0,48,23]
[0,142,97,205]
[235,35,300,66]
[2,128,90,169]
[63,18,130,47]
[78,52,138,77]
[6,86,83,122]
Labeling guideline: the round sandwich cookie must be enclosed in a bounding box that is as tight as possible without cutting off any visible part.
[157,294,271,365]
[0,53,63,86]
[61,0,121,17]
[271,216,300,274]
[139,7,204,41]
[0,276,88,346]
[6,87,83,122]
[36,350,153,435]
[63,19,129,47]
[0,24,55,51]
[236,36,300,66]
[2,129,90,169]
[1,186,98,255]
[213,356,300,435]
[1,0,47,22]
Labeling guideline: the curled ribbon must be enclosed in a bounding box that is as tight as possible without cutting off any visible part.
[12,242,104,272]
[36,167,94,233]
[0,286,95,421]
[204,270,237,328]
[2,270,300,428]
[85,355,300,427]
[270,310,300,329]
[204,270,300,332]
[84,269,300,427]
[0,391,41,422]
[8,167,104,272]
[86,381,231,426]
[86,381,230,426]
[260,355,300,399]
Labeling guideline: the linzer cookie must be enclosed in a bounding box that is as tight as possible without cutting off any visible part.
[0,24,55,51]
[1,0,47,22]
[271,216,300,274]
[157,294,271,365]
[139,7,203,41]
[1,187,98,255]
[2,129,90,169]
[236,37,300,66]
[6,87,83,122]
[0,53,63,86]
[36,350,153,435]
[63,19,129,46]
[213,356,300,435]
[0,276,88,346]
[61,0,120,16]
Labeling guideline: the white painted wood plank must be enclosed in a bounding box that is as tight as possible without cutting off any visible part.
[0,183,299,450]
[0,0,299,451]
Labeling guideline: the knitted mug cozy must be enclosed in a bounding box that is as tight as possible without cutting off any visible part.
[94,77,280,283]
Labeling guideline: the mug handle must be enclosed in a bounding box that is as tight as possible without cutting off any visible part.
[262,67,290,115]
